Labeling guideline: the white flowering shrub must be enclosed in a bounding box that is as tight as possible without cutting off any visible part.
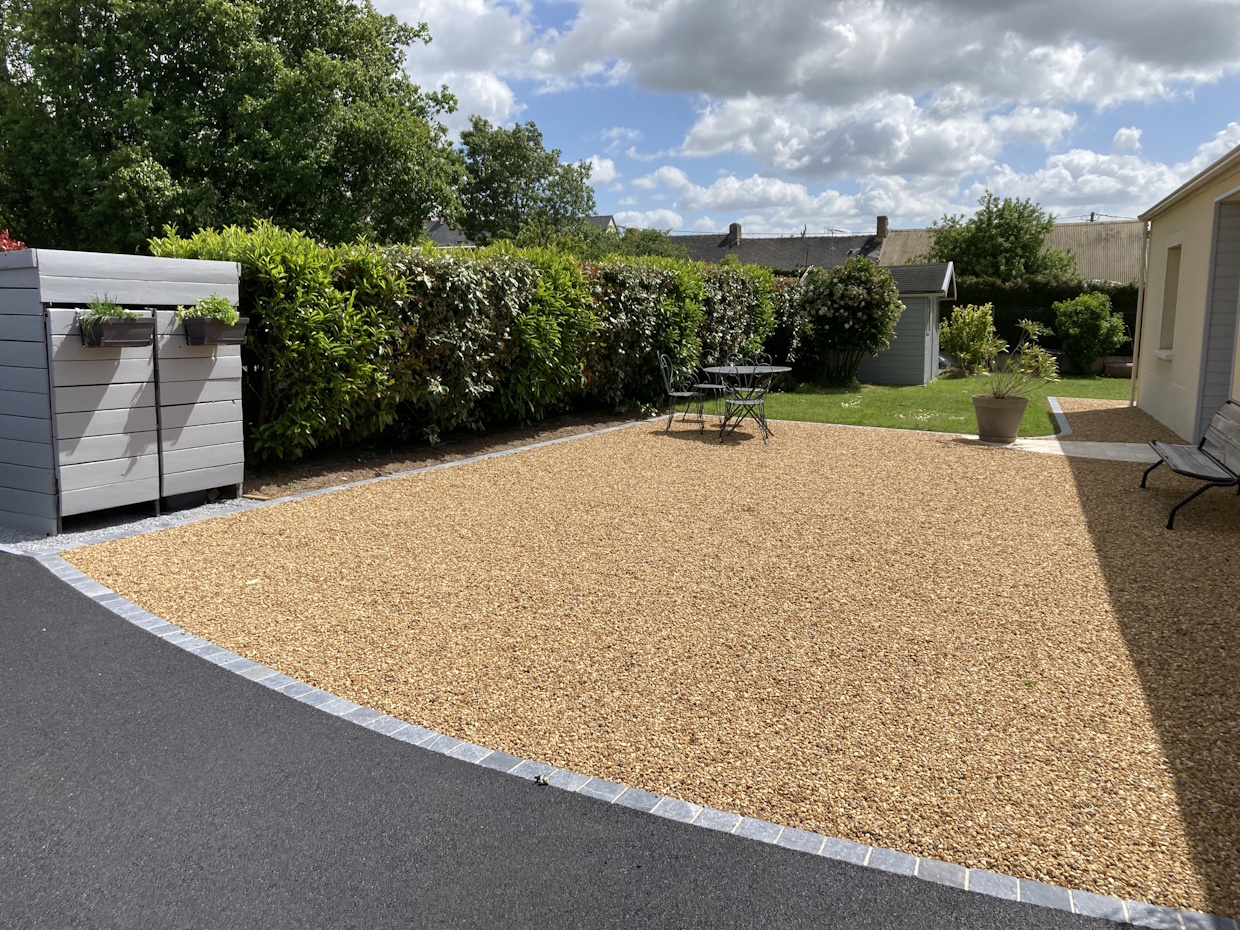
[800,257,904,383]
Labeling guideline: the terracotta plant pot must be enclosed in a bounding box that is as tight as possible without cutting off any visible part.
[80,317,155,347]
[972,394,1029,443]
[183,317,249,346]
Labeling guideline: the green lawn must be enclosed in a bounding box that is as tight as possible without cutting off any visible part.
[764,375,1132,437]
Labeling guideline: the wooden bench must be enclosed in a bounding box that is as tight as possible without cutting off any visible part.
[1141,400,1240,529]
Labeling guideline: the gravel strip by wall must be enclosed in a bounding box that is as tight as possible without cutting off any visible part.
[1056,398,1183,444]
[66,421,1240,915]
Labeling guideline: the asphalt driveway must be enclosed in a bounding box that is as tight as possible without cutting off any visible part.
[0,551,1115,930]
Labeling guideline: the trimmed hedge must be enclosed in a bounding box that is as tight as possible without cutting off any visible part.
[950,276,1138,353]
[150,223,781,460]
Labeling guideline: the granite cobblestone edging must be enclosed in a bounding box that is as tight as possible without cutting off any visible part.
[25,548,1240,930]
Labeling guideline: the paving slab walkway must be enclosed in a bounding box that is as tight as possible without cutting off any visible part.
[0,550,1121,930]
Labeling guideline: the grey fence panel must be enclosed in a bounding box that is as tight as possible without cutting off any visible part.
[58,431,159,467]
[0,413,53,444]
[0,389,50,419]
[0,340,47,368]
[60,476,157,517]
[163,442,244,473]
[162,463,244,497]
[57,407,158,441]
[59,453,159,493]
[159,399,242,430]
[52,358,154,388]
[158,355,243,383]
[161,420,244,452]
[0,270,41,290]
[0,461,56,494]
[49,335,156,364]
[0,485,56,518]
[0,314,47,341]
[33,249,238,286]
[0,437,53,469]
[0,508,55,535]
[55,382,156,414]
[40,277,238,307]
[0,366,50,394]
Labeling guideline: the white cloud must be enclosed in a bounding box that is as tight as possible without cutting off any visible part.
[614,209,685,230]
[587,155,618,184]
[1112,127,1143,154]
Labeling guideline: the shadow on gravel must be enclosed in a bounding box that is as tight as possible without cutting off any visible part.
[1065,454,1240,916]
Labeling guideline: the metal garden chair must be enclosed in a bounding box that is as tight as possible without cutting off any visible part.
[692,364,730,420]
[720,356,770,444]
[659,353,705,433]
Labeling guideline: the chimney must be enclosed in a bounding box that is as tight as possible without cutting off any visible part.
[728,222,742,247]
[876,215,889,239]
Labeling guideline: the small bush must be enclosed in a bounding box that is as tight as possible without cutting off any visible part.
[939,303,1004,374]
[1054,292,1127,373]
[800,257,904,384]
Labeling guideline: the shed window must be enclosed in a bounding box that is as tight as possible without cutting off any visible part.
[1159,246,1181,350]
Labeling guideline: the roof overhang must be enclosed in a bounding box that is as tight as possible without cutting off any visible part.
[1140,141,1240,221]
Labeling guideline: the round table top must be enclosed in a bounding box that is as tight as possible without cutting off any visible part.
[702,365,792,375]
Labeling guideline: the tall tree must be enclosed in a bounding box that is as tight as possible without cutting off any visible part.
[0,0,464,251]
[457,117,595,244]
[927,192,1078,282]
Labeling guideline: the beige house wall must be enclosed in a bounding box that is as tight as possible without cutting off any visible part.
[1138,165,1240,440]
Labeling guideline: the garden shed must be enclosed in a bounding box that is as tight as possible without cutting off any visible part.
[857,262,956,386]
[0,249,243,535]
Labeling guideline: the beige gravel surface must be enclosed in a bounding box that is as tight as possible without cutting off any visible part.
[1057,397,1182,444]
[68,421,1240,915]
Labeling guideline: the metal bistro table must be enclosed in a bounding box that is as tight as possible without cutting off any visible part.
[703,364,791,443]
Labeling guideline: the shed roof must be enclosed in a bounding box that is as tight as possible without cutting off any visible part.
[877,220,1145,284]
[1141,141,1240,221]
[587,214,617,229]
[887,262,956,299]
[423,220,474,248]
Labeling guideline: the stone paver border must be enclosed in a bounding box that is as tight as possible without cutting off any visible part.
[7,418,1230,928]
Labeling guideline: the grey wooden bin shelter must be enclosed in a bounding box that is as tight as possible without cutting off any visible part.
[857,262,956,386]
[0,249,243,535]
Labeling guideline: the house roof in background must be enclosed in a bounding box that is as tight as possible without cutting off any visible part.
[887,262,956,298]
[587,214,617,229]
[423,220,473,248]
[673,231,883,271]
[877,220,1145,284]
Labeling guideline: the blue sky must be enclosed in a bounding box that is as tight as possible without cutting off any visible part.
[380,0,1240,236]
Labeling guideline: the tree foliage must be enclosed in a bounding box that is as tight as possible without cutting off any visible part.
[800,257,904,384]
[927,192,1077,283]
[0,0,463,251]
[458,117,595,244]
[938,303,1004,374]
[1054,291,1127,373]
[517,220,690,261]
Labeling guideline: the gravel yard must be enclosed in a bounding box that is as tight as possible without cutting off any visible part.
[1057,397,1182,443]
[66,421,1240,915]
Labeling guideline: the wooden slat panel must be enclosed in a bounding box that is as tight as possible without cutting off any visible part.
[46,309,154,337]
[162,462,244,497]
[159,379,240,406]
[159,399,242,430]
[0,485,56,518]
[0,412,53,444]
[39,277,238,306]
[60,477,159,517]
[161,420,244,452]
[162,442,244,474]
[59,453,159,492]
[0,271,41,292]
[56,407,157,441]
[0,389,50,418]
[58,431,158,466]
[0,366,49,394]
[0,508,56,536]
[50,334,153,364]
[157,339,241,362]
[0,461,56,494]
[0,340,47,368]
[34,250,238,285]
[0,314,47,341]
[51,358,154,387]
[157,355,242,383]
[55,382,155,413]
[0,437,53,469]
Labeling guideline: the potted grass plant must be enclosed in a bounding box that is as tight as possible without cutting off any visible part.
[972,319,1059,443]
[77,296,155,347]
[177,293,248,346]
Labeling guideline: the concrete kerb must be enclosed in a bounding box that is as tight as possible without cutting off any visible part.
[17,420,1232,928]
[25,544,1237,928]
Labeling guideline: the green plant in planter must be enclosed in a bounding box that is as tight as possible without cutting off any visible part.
[77,295,140,333]
[177,293,240,326]
[981,319,1059,398]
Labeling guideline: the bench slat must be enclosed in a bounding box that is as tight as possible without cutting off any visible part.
[1150,441,1237,482]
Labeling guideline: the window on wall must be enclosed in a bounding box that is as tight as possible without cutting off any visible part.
[1159,246,1182,351]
